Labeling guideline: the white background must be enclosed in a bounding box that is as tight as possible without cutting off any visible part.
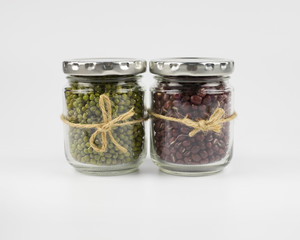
[0,0,300,239]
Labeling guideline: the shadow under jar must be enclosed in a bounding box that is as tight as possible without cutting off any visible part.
[62,58,147,175]
[149,58,236,176]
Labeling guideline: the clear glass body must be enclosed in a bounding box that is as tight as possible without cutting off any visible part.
[63,75,146,175]
[150,76,234,176]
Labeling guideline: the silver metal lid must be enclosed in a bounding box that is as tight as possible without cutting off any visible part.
[63,58,147,76]
[149,57,234,76]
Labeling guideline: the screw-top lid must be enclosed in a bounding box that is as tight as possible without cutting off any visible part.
[63,58,147,76]
[149,57,234,76]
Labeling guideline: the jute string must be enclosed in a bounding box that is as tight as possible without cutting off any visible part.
[149,108,237,137]
[61,94,147,153]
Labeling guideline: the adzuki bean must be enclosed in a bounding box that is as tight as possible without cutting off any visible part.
[152,80,232,165]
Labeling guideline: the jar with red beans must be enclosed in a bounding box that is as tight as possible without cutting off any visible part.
[149,58,236,176]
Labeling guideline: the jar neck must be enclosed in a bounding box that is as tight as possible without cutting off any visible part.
[67,75,141,83]
[154,75,230,83]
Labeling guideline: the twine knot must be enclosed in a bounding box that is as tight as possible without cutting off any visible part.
[98,124,111,133]
[61,94,146,153]
[149,108,237,137]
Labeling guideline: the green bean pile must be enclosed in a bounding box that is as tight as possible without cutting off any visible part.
[64,78,145,165]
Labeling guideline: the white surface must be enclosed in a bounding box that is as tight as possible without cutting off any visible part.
[0,0,300,239]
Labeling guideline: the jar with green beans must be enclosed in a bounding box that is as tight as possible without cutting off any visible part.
[62,59,147,175]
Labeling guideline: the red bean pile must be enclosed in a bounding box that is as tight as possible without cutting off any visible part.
[152,80,232,165]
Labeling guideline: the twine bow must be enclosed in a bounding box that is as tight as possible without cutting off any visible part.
[61,94,146,153]
[149,108,237,137]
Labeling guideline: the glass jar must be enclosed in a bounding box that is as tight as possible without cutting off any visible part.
[62,58,147,175]
[149,58,236,176]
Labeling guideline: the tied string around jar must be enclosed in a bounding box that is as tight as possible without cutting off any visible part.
[149,108,237,137]
[61,94,147,153]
